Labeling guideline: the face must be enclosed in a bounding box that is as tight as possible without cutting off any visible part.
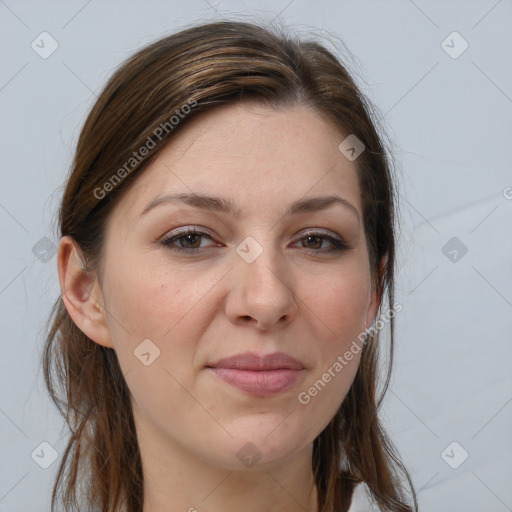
[90,103,379,470]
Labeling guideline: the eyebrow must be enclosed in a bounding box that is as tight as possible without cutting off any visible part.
[139,193,360,221]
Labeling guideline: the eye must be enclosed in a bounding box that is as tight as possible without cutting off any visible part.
[158,227,220,254]
[293,230,349,253]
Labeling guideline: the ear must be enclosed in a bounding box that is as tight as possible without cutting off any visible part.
[57,236,114,349]
[365,253,388,328]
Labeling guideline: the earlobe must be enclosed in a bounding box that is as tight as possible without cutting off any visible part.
[57,236,114,349]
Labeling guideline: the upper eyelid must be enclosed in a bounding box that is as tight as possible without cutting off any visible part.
[159,225,214,239]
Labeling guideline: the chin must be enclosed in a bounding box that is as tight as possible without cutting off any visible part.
[201,421,312,471]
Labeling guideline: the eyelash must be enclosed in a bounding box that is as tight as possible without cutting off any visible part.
[158,227,349,256]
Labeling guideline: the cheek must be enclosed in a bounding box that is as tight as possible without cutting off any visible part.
[293,260,370,425]
[300,261,371,346]
[100,261,219,429]
[103,254,211,341]
[101,253,226,388]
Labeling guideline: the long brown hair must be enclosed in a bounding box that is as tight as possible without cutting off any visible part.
[43,20,417,512]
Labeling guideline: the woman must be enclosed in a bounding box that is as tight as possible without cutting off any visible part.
[43,20,417,512]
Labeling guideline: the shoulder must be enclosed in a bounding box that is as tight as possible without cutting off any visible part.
[348,482,380,512]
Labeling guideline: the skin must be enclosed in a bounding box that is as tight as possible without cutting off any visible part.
[59,103,382,512]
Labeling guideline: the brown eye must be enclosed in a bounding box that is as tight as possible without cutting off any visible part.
[178,234,202,248]
[159,227,219,254]
[294,230,349,254]
[302,235,323,249]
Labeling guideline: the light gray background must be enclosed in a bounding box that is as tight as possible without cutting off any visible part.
[1,0,511,510]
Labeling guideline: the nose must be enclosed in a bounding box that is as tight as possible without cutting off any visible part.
[225,246,298,330]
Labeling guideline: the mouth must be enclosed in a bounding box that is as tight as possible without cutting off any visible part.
[206,352,305,397]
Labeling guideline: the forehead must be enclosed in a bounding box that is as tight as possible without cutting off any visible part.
[110,102,362,225]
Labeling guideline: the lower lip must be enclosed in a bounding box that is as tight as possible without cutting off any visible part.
[209,368,303,397]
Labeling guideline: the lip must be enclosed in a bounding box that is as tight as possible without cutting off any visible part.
[207,352,305,397]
